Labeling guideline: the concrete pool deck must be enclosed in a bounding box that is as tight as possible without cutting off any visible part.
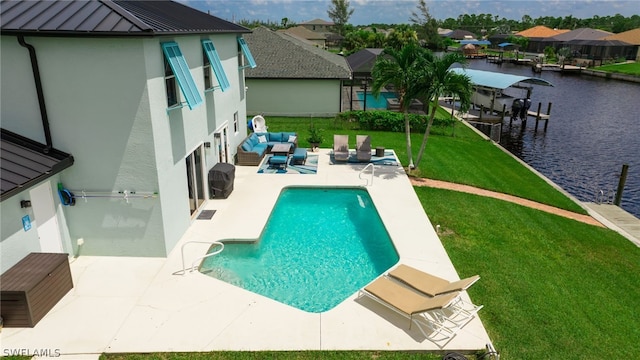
[0,149,491,358]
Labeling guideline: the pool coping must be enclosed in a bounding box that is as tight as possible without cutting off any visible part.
[0,149,491,356]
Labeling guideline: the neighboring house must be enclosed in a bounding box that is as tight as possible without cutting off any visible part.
[601,27,640,61]
[549,28,633,63]
[244,27,351,117]
[516,25,570,53]
[445,29,477,40]
[281,26,327,48]
[0,0,256,272]
[300,18,334,33]
[345,48,384,111]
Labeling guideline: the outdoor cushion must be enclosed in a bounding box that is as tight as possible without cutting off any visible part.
[269,132,283,142]
[241,141,253,152]
[257,135,267,143]
[252,143,268,155]
[287,135,297,143]
[249,133,260,146]
[282,132,296,140]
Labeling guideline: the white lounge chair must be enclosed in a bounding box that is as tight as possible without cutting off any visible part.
[333,134,349,162]
[356,135,372,162]
[252,115,268,132]
[358,277,465,342]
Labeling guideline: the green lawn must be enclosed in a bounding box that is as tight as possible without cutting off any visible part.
[593,62,640,76]
[418,187,640,359]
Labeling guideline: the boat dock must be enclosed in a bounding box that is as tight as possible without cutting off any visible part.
[532,63,584,74]
[582,203,640,247]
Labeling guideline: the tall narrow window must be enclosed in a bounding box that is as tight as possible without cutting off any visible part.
[164,58,179,107]
[203,49,212,90]
[202,40,230,91]
[237,37,257,69]
[161,42,203,110]
[233,112,239,133]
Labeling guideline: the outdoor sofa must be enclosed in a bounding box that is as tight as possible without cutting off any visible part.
[237,131,298,166]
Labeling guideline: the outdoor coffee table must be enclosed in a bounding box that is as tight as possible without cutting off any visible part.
[271,143,292,156]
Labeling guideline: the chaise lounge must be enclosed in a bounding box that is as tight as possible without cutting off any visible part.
[388,264,480,297]
[333,134,349,162]
[356,135,372,162]
[358,277,464,342]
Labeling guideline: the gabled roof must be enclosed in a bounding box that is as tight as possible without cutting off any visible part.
[446,29,476,40]
[346,48,383,75]
[300,18,334,26]
[244,27,351,80]
[449,68,553,90]
[0,0,249,37]
[1,129,74,201]
[603,27,640,45]
[281,26,326,40]
[517,25,569,38]
[550,28,613,42]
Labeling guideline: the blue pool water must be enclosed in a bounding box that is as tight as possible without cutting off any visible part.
[356,91,396,109]
[199,187,399,313]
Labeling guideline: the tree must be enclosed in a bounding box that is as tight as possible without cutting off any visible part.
[414,53,473,168]
[327,0,354,36]
[410,0,439,48]
[385,24,418,51]
[371,44,431,169]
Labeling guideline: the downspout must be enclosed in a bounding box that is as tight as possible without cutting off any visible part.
[17,35,53,153]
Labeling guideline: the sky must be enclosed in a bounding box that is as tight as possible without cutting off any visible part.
[180,0,639,26]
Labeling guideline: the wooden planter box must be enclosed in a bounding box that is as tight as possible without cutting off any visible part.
[0,253,73,327]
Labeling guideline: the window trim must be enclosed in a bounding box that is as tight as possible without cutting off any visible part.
[202,39,231,92]
[237,37,257,69]
[161,41,203,110]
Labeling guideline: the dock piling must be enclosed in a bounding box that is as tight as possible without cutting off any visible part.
[614,164,629,206]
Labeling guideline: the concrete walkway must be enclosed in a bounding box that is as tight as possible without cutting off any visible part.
[409,177,604,227]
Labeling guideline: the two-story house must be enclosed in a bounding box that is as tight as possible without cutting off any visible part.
[0,0,256,272]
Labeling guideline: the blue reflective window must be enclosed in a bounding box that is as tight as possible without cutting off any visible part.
[161,42,203,110]
[202,40,231,92]
[237,37,257,69]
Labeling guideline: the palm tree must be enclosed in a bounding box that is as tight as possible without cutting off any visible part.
[414,53,473,167]
[371,44,431,169]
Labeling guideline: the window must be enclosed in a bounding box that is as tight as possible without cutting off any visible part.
[164,58,179,108]
[161,42,203,110]
[203,50,212,90]
[237,37,256,69]
[202,40,230,92]
[233,112,239,133]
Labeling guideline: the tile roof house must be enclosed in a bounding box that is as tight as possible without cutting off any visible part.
[603,28,640,61]
[0,0,255,271]
[243,26,351,116]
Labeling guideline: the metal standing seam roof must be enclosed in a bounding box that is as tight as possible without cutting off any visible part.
[1,129,74,201]
[243,27,351,80]
[449,68,554,90]
[0,0,250,36]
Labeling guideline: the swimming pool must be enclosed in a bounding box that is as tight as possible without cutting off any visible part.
[356,91,397,109]
[199,187,399,313]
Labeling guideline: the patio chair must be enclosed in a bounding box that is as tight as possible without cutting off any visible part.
[333,134,349,162]
[388,264,480,297]
[251,115,268,133]
[356,135,372,162]
[358,277,463,342]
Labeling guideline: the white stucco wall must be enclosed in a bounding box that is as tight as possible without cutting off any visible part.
[0,177,73,273]
[0,33,249,261]
[246,79,343,117]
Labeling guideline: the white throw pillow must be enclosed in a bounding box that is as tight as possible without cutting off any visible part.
[288,135,297,143]
[258,135,267,143]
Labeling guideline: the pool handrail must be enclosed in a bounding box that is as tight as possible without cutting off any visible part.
[359,163,374,186]
[178,240,224,275]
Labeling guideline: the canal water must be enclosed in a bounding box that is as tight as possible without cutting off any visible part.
[467,60,640,218]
